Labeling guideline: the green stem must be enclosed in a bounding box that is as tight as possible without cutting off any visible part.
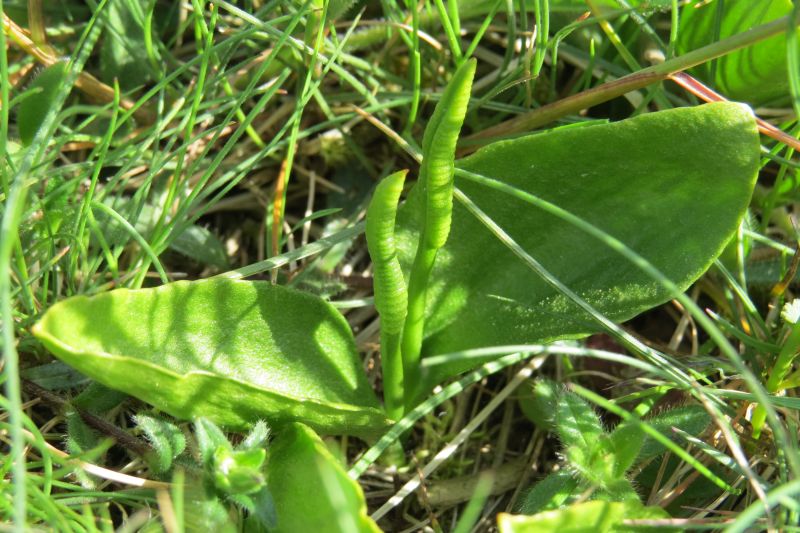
[381,331,404,421]
[462,15,798,148]
[401,245,438,409]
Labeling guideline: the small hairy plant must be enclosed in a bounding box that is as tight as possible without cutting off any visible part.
[504,381,711,531]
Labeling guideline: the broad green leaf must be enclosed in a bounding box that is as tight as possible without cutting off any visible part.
[396,103,759,386]
[266,423,382,533]
[678,0,797,105]
[33,279,390,438]
[498,500,668,533]
[18,61,70,145]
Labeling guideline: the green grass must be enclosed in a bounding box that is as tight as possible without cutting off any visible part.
[2,0,800,530]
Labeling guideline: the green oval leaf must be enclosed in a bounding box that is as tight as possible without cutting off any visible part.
[32,279,389,437]
[396,103,759,385]
[266,423,382,533]
[678,0,797,105]
[18,61,70,146]
[101,0,155,90]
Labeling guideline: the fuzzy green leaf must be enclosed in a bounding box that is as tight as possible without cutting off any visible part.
[396,103,759,387]
[33,279,390,438]
[213,447,266,495]
[637,405,711,460]
[195,418,231,464]
[18,61,70,146]
[556,390,605,453]
[555,391,617,486]
[518,379,559,432]
[134,412,186,474]
[240,420,270,451]
[266,423,381,533]
[608,421,646,479]
[678,0,797,105]
[514,470,580,515]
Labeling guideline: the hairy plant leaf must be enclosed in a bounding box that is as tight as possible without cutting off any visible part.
[556,390,604,453]
[240,420,270,451]
[33,279,389,438]
[637,404,711,460]
[608,421,646,478]
[134,412,186,474]
[65,408,101,458]
[515,470,580,515]
[18,61,69,145]
[594,479,641,504]
[678,0,797,105]
[498,500,668,533]
[396,103,759,387]
[555,390,617,486]
[518,379,559,432]
[266,423,381,533]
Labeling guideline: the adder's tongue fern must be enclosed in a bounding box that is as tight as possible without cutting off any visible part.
[419,59,477,252]
[366,58,477,416]
[402,59,477,405]
[409,58,478,411]
[365,170,409,421]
